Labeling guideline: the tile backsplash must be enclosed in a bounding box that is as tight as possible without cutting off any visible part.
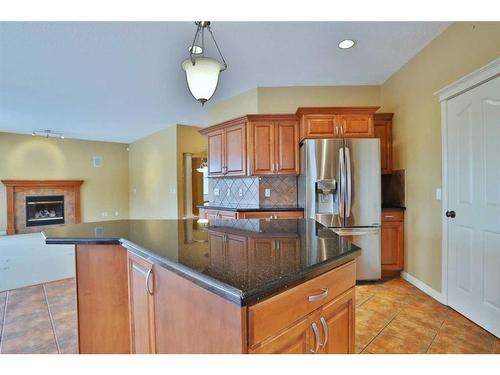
[208,176,298,207]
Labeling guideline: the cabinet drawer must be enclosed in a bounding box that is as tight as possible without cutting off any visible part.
[382,210,404,222]
[238,211,304,219]
[248,260,356,347]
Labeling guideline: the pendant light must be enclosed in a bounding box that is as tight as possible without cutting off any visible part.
[182,21,227,105]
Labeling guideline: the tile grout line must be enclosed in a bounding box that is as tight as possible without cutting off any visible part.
[42,284,61,354]
[0,291,9,354]
[425,312,449,354]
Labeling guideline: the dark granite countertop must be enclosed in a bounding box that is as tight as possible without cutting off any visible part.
[198,203,304,212]
[42,219,360,306]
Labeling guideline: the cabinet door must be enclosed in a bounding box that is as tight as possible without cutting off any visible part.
[249,121,275,175]
[249,317,310,354]
[128,252,156,354]
[317,288,355,354]
[301,114,337,139]
[275,120,299,175]
[337,114,374,138]
[224,123,247,176]
[374,117,392,174]
[207,130,224,176]
[381,220,404,271]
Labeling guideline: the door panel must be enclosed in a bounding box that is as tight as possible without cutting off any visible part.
[249,318,309,354]
[303,115,337,139]
[128,253,155,354]
[225,123,247,176]
[338,114,374,137]
[446,76,500,337]
[342,139,381,227]
[276,121,299,175]
[374,115,393,174]
[250,121,275,175]
[318,288,355,354]
[207,130,224,176]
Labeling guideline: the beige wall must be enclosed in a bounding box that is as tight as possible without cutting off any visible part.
[176,125,207,218]
[209,86,381,124]
[208,88,259,124]
[0,132,129,232]
[128,126,178,219]
[257,86,381,113]
[379,22,500,291]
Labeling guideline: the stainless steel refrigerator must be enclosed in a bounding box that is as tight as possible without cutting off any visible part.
[298,139,381,280]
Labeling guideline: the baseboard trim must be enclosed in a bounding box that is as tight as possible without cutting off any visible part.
[400,271,446,305]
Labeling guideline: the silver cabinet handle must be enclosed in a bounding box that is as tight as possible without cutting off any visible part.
[384,215,394,218]
[308,288,329,302]
[146,268,153,296]
[320,317,328,349]
[310,322,321,354]
[340,125,344,134]
[276,162,279,172]
[335,126,339,136]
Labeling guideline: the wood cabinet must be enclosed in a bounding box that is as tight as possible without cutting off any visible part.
[198,208,238,220]
[201,119,247,177]
[381,209,404,276]
[127,252,156,354]
[296,107,379,141]
[237,211,304,219]
[374,113,394,174]
[249,317,310,354]
[247,115,299,176]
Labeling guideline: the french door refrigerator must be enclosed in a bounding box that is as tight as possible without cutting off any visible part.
[298,138,382,280]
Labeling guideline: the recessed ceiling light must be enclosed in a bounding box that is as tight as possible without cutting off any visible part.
[338,39,356,49]
[188,45,203,54]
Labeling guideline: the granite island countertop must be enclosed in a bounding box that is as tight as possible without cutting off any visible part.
[42,218,360,306]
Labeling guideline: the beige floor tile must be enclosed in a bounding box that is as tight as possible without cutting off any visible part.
[355,322,381,353]
[380,314,438,342]
[355,306,395,332]
[427,331,494,354]
[1,285,58,354]
[365,331,432,354]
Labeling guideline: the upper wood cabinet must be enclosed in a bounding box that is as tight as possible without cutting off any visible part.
[247,115,300,176]
[200,114,299,177]
[200,118,247,177]
[374,113,394,174]
[296,107,379,141]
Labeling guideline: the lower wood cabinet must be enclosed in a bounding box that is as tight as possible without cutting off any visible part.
[199,208,304,220]
[381,209,405,276]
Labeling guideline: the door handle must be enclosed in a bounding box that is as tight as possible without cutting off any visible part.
[345,147,351,218]
[446,210,456,218]
[339,148,345,218]
[310,322,321,354]
[320,317,328,349]
[308,288,329,302]
[146,268,153,296]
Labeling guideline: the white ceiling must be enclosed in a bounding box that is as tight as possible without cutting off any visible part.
[0,22,450,143]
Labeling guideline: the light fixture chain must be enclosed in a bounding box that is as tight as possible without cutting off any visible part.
[207,26,227,70]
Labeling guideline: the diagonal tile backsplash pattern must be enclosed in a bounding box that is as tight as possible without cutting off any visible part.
[209,176,297,207]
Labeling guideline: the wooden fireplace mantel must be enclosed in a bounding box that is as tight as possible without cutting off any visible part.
[1,180,84,235]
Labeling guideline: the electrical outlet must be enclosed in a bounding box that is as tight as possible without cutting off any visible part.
[169,187,176,194]
[214,188,219,196]
[238,189,243,197]
[114,211,119,217]
[227,188,231,197]
[264,188,271,198]
[101,211,108,217]
[93,156,103,168]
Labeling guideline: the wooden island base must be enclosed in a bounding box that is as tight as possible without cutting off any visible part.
[75,244,356,354]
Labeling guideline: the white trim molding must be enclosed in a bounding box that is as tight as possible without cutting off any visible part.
[435,57,500,102]
[401,271,446,304]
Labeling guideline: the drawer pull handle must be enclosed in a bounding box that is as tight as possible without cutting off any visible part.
[308,288,329,302]
[320,317,328,348]
[384,215,394,218]
[310,322,321,354]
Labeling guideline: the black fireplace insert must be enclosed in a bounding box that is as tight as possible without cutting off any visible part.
[26,195,65,227]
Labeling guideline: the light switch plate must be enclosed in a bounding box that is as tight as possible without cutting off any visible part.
[93,156,103,168]
[238,189,243,197]
[265,188,271,198]
[436,188,442,201]
[226,188,231,197]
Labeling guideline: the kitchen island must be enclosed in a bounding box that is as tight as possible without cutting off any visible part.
[43,218,360,354]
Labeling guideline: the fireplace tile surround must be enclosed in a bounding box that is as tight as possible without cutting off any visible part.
[1,180,83,235]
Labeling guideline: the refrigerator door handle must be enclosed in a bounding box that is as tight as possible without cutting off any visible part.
[338,147,345,218]
[345,146,352,218]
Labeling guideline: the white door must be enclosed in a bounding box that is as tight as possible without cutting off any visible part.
[446,76,500,338]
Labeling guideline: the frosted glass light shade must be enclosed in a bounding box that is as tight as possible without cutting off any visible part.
[182,57,223,104]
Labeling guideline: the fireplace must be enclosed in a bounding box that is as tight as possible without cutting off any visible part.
[26,195,65,227]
